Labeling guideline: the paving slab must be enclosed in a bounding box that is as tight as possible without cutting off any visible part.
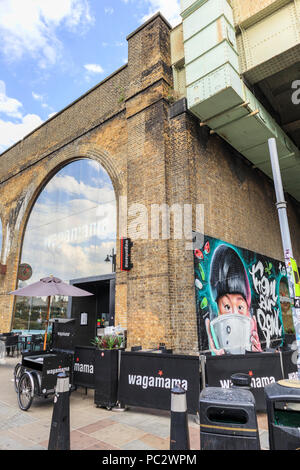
[90,422,148,447]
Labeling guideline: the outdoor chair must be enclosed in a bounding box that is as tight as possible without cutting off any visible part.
[30,334,44,352]
[4,335,19,357]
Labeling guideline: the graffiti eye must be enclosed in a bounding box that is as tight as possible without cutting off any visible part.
[224,304,231,311]
[204,241,210,254]
[195,249,204,260]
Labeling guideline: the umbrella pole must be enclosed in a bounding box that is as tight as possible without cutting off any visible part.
[43,296,51,351]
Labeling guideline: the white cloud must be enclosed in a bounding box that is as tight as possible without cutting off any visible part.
[22,232,115,283]
[32,92,44,102]
[45,174,115,205]
[32,90,53,112]
[84,63,104,74]
[0,80,45,152]
[0,113,44,153]
[88,160,102,172]
[104,7,114,15]
[142,0,181,26]
[84,63,105,82]
[0,80,23,118]
[0,0,94,68]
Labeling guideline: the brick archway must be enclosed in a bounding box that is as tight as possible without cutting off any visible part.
[0,142,125,332]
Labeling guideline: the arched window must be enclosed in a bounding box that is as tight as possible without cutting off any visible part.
[13,159,116,332]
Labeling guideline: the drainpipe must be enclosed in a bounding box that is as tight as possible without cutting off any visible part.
[268,137,300,380]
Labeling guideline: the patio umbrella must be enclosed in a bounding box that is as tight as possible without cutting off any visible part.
[9,276,93,350]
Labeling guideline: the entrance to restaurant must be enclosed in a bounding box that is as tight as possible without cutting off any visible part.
[67,274,116,347]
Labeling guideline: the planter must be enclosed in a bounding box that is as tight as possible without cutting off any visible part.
[94,349,120,408]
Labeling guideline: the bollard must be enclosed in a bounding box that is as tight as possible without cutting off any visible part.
[231,373,251,390]
[48,372,70,450]
[170,385,190,450]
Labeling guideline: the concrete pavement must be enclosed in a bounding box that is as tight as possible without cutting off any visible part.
[0,355,269,450]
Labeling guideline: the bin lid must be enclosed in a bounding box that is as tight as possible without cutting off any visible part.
[200,387,255,404]
[264,381,300,400]
[278,379,300,389]
[231,373,251,387]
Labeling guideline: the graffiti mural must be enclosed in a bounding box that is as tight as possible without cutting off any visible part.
[193,233,289,355]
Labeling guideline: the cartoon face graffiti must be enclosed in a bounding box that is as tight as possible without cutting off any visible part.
[205,245,262,355]
[217,293,249,316]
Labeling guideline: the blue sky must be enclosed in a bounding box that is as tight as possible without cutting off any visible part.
[0,0,181,154]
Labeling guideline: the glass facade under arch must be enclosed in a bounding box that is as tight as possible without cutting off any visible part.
[12,159,116,332]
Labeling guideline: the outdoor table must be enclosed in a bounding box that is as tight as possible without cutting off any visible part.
[19,334,32,352]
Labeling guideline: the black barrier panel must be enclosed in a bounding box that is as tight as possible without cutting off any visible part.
[205,353,284,411]
[40,352,74,393]
[73,346,96,389]
[51,319,76,351]
[281,349,298,381]
[22,349,73,392]
[118,352,200,414]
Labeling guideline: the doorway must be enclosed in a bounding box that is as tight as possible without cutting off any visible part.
[67,274,116,347]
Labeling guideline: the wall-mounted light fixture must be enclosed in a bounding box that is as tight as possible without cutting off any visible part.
[105,248,116,273]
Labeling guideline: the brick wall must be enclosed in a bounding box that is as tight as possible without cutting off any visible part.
[0,13,299,352]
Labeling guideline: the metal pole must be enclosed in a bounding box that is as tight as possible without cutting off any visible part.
[268,138,300,380]
[28,297,33,331]
[43,296,51,351]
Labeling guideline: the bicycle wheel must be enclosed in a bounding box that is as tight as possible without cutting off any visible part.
[14,363,24,393]
[17,372,34,411]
